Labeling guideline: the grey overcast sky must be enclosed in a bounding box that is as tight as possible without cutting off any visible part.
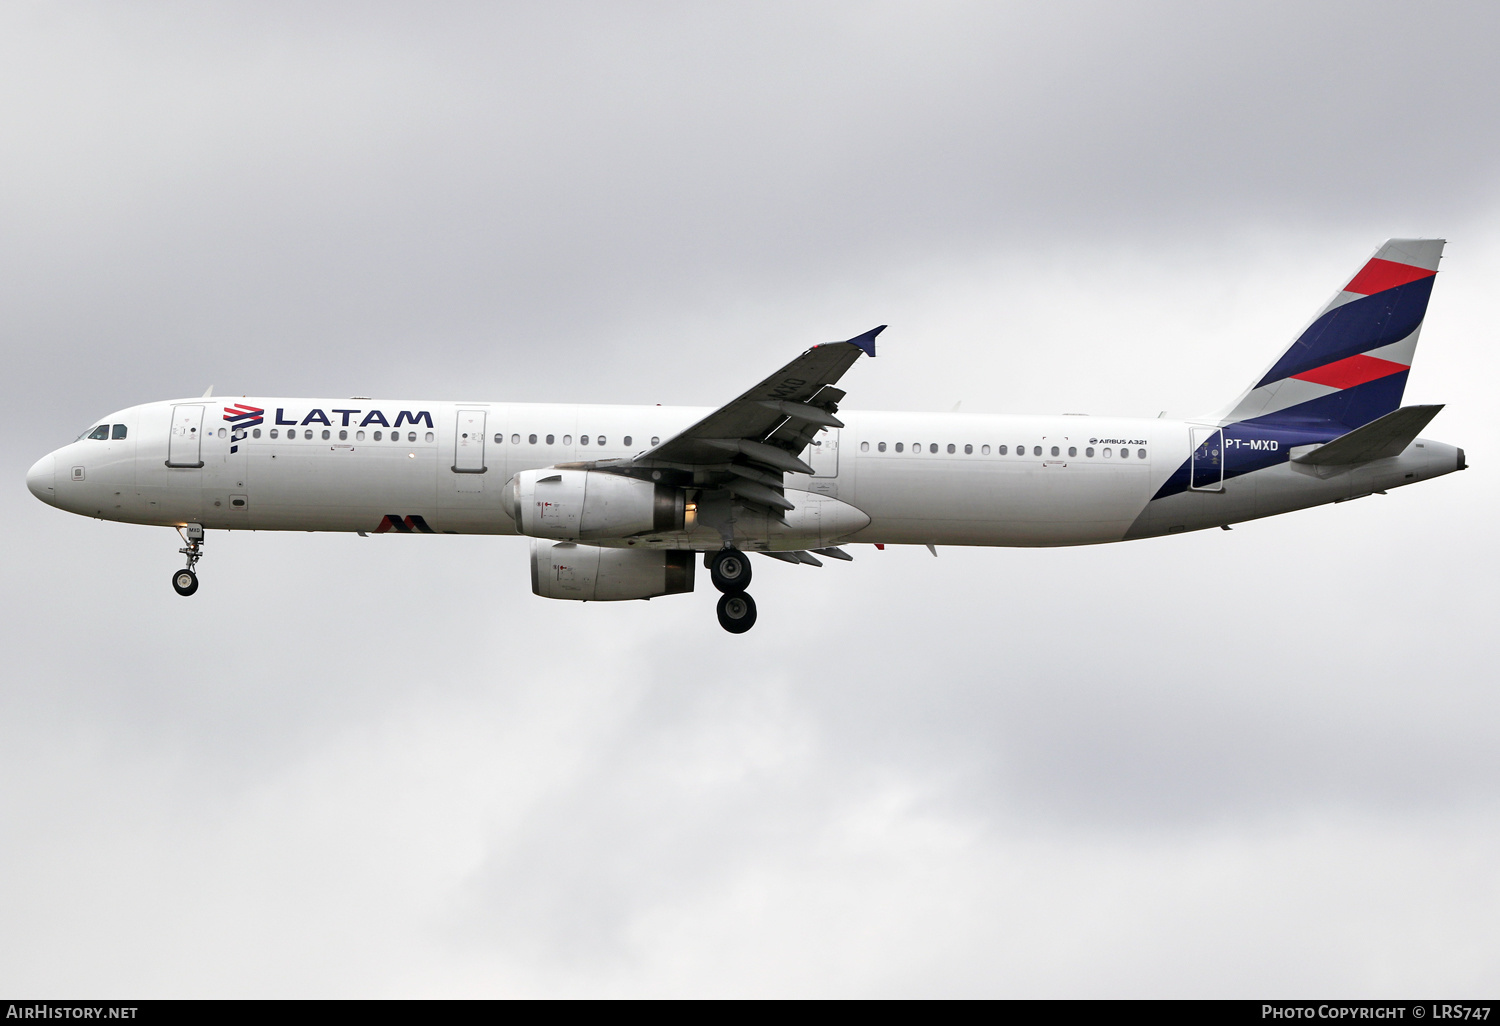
[3,1,1499,997]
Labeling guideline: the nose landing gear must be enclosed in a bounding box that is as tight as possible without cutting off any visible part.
[172,523,204,597]
[709,547,756,633]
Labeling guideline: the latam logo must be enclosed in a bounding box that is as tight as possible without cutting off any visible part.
[223,404,265,453]
[273,408,434,429]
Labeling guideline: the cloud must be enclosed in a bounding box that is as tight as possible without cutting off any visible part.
[2,0,1498,997]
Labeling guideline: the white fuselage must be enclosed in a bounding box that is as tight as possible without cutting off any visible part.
[27,397,1464,550]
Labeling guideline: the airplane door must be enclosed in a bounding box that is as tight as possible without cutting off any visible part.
[166,405,206,468]
[453,409,487,473]
[1190,427,1224,491]
[809,428,839,477]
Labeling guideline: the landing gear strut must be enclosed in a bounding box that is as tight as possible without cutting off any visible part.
[709,547,756,633]
[172,523,204,597]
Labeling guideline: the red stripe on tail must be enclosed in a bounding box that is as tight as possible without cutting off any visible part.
[1344,258,1435,296]
[1290,353,1409,389]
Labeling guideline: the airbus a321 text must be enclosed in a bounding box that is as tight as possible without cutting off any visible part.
[27,240,1467,633]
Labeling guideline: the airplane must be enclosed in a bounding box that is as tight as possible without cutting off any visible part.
[26,239,1466,633]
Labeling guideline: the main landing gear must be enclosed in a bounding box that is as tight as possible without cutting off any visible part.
[172,523,204,597]
[710,547,757,634]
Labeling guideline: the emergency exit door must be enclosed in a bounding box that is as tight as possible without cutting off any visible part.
[453,409,487,473]
[1190,426,1224,491]
[166,405,205,468]
[809,428,839,477]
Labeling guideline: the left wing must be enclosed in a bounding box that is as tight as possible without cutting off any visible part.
[636,325,882,474]
[572,325,882,521]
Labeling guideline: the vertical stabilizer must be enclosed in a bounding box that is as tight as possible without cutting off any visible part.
[1220,239,1443,430]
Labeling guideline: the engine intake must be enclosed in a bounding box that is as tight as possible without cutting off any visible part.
[503,469,684,540]
[531,541,695,601]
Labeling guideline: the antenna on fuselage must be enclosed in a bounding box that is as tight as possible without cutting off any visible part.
[201,385,213,398]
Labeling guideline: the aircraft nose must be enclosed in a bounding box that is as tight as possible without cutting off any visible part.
[26,453,56,504]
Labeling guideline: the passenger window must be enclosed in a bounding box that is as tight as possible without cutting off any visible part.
[1120,448,1129,459]
[998,445,1007,455]
[964,444,972,454]
[511,434,520,445]
[1138,449,1147,460]
[88,425,109,440]
[218,428,227,438]
[1068,446,1077,457]
[878,442,887,452]
[372,430,381,441]
[252,428,261,439]
[1086,447,1094,457]
[270,429,279,439]
[339,430,348,441]
[1033,446,1042,456]
[946,444,955,454]
[651,436,659,446]
[493,433,502,444]
[356,430,365,441]
[112,424,127,440]
[546,434,555,445]
[1049,446,1059,456]
[529,434,537,444]
[580,435,589,445]
[930,443,939,454]
[304,429,314,440]
[322,429,331,440]
[623,435,632,446]
[981,445,990,455]
[860,441,869,452]
[562,435,572,445]
[424,432,434,442]
[1104,447,1112,458]
[597,436,606,446]
[895,442,904,453]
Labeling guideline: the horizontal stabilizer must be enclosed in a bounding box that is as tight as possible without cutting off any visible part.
[1291,404,1444,465]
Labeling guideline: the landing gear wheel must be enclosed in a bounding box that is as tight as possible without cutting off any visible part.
[710,547,752,594]
[172,568,199,596]
[716,591,757,633]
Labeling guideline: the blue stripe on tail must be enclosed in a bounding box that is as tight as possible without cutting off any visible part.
[1256,277,1433,386]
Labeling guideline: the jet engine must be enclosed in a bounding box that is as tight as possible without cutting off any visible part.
[503,469,685,540]
[531,541,695,601]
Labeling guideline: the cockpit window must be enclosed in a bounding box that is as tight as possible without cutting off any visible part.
[87,425,109,440]
[112,424,127,440]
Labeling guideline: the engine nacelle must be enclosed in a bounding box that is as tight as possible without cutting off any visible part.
[503,468,684,540]
[531,541,695,601]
